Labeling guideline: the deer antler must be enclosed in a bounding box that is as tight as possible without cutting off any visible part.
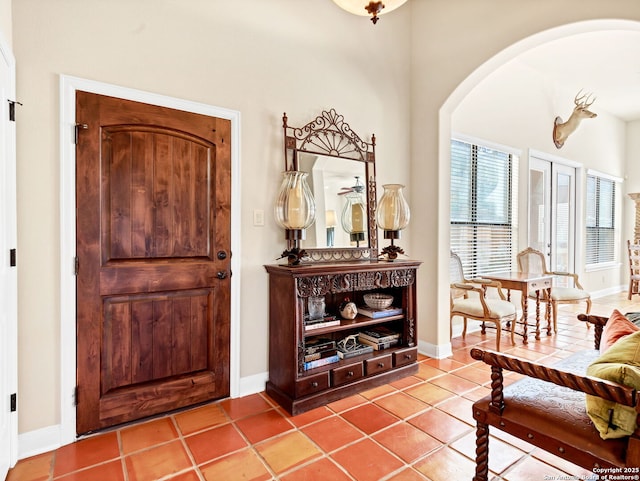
[574,89,596,109]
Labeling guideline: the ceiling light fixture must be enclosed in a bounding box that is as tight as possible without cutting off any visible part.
[332,0,408,24]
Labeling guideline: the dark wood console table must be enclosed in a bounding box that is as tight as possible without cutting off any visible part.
[264,260,421,415]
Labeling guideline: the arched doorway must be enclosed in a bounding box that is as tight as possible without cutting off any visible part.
[438,19,640,352]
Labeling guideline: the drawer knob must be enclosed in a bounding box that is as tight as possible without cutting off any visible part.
[347,371,354,377]
[377,362,385,368]
[404,354,412,359]
[311,382,318,388]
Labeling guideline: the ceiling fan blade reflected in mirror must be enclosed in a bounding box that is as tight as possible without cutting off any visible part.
[338,176,364,195]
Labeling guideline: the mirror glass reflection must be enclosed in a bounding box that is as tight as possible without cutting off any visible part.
[298,152,367,249]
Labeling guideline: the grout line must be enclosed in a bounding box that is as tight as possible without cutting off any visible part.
[13,297,638,481]
[116,430,129,481]
[169,415,206,481]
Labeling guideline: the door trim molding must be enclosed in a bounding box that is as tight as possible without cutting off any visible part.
[59,75,242,445]
[527,148,585,275]
[0,26,18,474]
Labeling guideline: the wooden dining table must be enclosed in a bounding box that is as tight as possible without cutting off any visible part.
[479,271,553,344]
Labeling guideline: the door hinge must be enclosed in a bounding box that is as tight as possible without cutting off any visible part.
[8,100,22,122]
[74,123,88,144]
[74,386,78,406]
[74,256,79,275]
[9,248,16,267]
[10,393,16,412]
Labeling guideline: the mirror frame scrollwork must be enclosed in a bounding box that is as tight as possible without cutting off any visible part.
[283,109,378,262]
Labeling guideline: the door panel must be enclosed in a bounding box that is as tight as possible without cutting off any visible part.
[552,165,576,274]
[528,155,576,275]
[528,158,551,257]
[76,91,231,434]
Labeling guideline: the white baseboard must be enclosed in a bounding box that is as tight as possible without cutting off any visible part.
[238,371,269,398]
[590,284,625,299]
[418,339,453,359]
[18,424,62,460]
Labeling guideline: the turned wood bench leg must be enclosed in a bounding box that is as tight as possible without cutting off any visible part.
[473,420,490,481]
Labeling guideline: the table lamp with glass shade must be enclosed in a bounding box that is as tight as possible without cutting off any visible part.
[274,171,316,265]
[340,177,367,247]
[377,184,410,260]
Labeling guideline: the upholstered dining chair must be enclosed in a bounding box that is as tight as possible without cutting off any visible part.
[516,247,591,333]
[627,240,640,300]
[450,251,517,351]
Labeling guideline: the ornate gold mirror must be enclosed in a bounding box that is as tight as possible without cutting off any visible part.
[283,109,377,262]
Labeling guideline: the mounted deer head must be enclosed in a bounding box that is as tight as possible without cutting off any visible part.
[553,90,597,148]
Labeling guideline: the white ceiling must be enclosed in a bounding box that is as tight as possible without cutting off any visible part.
[516,30,640,122]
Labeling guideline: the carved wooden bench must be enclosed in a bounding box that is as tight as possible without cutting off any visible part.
[471,314,640,481]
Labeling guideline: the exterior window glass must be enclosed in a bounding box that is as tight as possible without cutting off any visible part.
[450,139,518,278]
[586,175,615,265]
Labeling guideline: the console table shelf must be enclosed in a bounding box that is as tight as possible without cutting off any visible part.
[264,260,421,415]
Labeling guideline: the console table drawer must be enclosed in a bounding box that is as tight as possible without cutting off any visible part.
[332,362,364,387]
[529,278,552,291]
[365,354,392,375]
[296,372,330,397]
[393,347,418,367]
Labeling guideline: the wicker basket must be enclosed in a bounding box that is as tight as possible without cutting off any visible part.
[363,293,394,309]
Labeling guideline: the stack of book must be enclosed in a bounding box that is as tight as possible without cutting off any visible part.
[358,326,400,350]
[358,305,403,319]
[303,338,339,370]
[304,314,341,331]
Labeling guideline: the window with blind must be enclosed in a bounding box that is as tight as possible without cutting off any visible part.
[586,174,615,265]
[450,139,518,279]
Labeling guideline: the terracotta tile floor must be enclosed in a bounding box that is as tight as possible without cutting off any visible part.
[8,292,639,481]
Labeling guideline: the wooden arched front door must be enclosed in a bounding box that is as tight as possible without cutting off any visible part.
[75,91,231,434]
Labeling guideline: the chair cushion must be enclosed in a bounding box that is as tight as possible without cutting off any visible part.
[550,286,590,301]
[586,330,640,439]
[600,309,640,353]
[528,286,589,302]
[452,298,516,319]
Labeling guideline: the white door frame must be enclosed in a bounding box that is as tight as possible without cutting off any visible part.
[527,149,585,273]
[0,28,18,476]
[59,75,242,445]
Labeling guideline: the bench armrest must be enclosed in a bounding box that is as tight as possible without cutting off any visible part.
[577,313,608,350]
[469,348,638,414]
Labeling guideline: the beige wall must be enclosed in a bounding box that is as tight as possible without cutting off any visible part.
[0,0,10,47]
[11,0,640,439]
[12,0,412,434]
[452,54,628,294]
[410,0,640,348]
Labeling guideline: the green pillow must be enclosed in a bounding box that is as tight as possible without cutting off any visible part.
[586,330,640,439]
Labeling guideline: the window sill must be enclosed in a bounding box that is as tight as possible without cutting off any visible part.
[585,262,621,272]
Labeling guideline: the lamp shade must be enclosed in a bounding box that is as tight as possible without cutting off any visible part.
[332,0,408,17]
[325,210,337,227]
[377,184,410,231]
[274,171,316,230]
[341,191,366,242]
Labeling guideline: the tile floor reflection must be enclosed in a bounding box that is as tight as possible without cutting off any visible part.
[8,292,637,481]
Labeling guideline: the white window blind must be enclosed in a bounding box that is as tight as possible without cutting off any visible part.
[450,139,518,279]
[586,174,615,265]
